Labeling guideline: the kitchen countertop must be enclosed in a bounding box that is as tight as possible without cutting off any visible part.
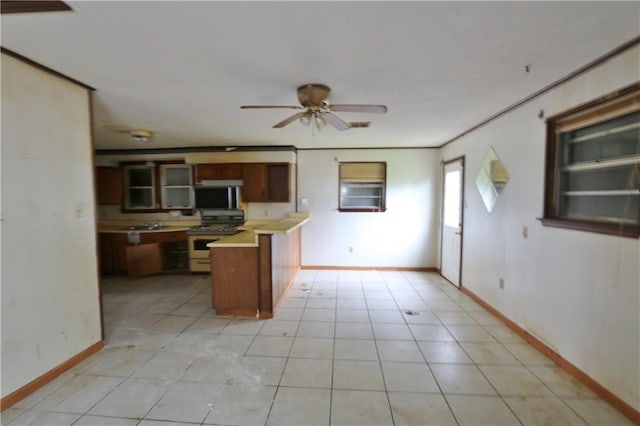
[208,212,310,248]
[97,213,309,241]
[98,221,198,233]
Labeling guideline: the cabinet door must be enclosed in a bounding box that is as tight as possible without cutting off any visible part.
[126,244,163,277]
[161,165,193,209]
[124,165,155,209]
[155,231,187,243]
[112,233,130,273]
[140,233,158,244]
[211,247,259,315]
[98,233,115,274]
[195,164,242,182]
[267,164,290,202]
[241,164,268,202]
[96,167,123,205]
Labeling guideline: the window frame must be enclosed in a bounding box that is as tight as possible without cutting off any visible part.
[541,82,640,238]
[338,161,387,213]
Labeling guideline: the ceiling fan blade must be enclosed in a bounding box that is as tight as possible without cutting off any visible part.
[103,123,133,134]
[349,121,371,128]
[323,112,351,131]
[330,104,387,113]
[273,112,307,128]
[241,105,303,109]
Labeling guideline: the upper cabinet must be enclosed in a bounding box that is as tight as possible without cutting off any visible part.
[98,161,289,211]
[122,163,193,211]
[195,163,290,203]
[241,163,290,203]
[195,164,242,182]
[266,164,290,202]
[241,163,268,202]
[160,164,193,209]
[96,167,123,205]
[124,165,156,209]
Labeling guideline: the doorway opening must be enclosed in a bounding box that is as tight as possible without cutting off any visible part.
[440,157,465,287]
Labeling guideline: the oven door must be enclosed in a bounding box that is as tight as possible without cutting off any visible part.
[188,236,219,272]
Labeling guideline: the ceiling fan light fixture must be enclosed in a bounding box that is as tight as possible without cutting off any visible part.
[314,112,327,131]
[299,114,311,126]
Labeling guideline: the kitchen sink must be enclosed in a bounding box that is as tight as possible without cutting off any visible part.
[119,224,164,231]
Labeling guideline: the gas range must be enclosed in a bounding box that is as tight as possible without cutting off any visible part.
[187,208,245,236]
[187,224,239,235]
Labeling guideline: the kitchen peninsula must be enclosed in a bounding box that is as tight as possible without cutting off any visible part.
[208,212,309,318]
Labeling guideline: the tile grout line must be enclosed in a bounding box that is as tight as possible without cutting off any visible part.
[399,271,461,426]
[20,271,616,426]
[437,286,528,426]
[453,294,592,425]
[263,272,312,426]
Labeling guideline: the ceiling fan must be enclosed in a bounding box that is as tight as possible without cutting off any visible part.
[241,83,387,131]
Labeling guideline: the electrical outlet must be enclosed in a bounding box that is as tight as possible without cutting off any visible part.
[499,278,504,289]
[349,246,354,253]
[522,226,528,239]
[264,209,269,217]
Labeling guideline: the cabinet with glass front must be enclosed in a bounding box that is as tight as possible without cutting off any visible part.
[160,164,193,209]
[124,165,155,209]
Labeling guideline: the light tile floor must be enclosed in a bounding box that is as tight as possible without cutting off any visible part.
[2,270,634,426]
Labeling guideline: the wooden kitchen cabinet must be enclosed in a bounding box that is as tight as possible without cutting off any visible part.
[126,244,163,277]
[157,231,189,271]
[267,164,290,202]
[96,167,123,205]
[211,246,260,316]
[241,163,290,202]
[209,225,302,318]
[98,233,128,274]
[195,164,242,182]
[99,230,188,275]
[241,163,268,202]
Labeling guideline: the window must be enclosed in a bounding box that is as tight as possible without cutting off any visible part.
[542,83,640,238]
[339,162,386,212]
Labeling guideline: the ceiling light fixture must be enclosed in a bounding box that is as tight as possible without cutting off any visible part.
[129,129,153,142]
[299,111,327,135]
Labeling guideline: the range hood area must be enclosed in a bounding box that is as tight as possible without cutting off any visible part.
[194,180,243,210]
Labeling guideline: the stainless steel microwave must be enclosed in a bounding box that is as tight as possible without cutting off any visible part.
[194,180,243,209]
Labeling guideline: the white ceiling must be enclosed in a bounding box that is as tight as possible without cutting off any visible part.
[2,1,639,150]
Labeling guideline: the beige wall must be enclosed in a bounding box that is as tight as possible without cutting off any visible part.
[440,46,640,409]
[297,149,441,268]
[1,53,102,397]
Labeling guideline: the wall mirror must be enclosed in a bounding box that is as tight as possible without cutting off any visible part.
[475,146,509,213]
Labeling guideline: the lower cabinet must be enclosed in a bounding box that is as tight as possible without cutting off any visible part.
[126,244,163,276]
[99,233,128,274]
[211,246,260,316]
[99,231,188,276]
[210,227,301,318]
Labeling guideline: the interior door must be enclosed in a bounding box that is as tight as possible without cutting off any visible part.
[441,158,464,287]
